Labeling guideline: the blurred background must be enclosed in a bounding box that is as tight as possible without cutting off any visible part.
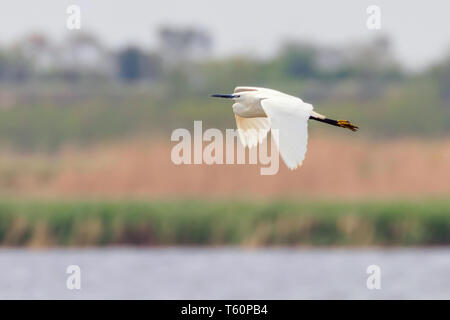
[1,0,450,299]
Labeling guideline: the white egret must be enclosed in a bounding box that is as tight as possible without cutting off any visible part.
[212,86,358,170]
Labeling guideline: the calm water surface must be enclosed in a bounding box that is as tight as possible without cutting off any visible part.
[0,247,449,299]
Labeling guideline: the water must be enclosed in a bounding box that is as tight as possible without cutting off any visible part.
[0,247,449,299]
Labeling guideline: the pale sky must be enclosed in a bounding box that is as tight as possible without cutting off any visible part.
[1,0,449,70]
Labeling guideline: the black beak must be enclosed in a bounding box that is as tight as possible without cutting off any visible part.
[211,94,236,99]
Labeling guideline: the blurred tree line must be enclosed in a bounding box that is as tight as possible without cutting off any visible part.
[0,29,403,86]
[0,27,449,151]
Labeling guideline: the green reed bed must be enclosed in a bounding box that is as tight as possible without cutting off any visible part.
[0,199,449,247]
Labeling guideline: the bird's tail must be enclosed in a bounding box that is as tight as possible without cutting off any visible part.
[336,120,359,132]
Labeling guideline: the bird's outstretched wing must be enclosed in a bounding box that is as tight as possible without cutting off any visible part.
[261,97,312,169]
[234,115,271,148]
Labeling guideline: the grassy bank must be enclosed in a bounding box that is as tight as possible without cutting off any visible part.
[0,199,449,247]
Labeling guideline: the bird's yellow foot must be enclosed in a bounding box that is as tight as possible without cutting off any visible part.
[337,120,359,132]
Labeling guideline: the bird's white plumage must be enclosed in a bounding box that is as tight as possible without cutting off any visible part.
[234,115,271,148]
[232,87,314,169]
[234,86,289,97]
[260,97,312,169]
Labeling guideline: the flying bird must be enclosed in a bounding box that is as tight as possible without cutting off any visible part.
[212,86,358,169]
